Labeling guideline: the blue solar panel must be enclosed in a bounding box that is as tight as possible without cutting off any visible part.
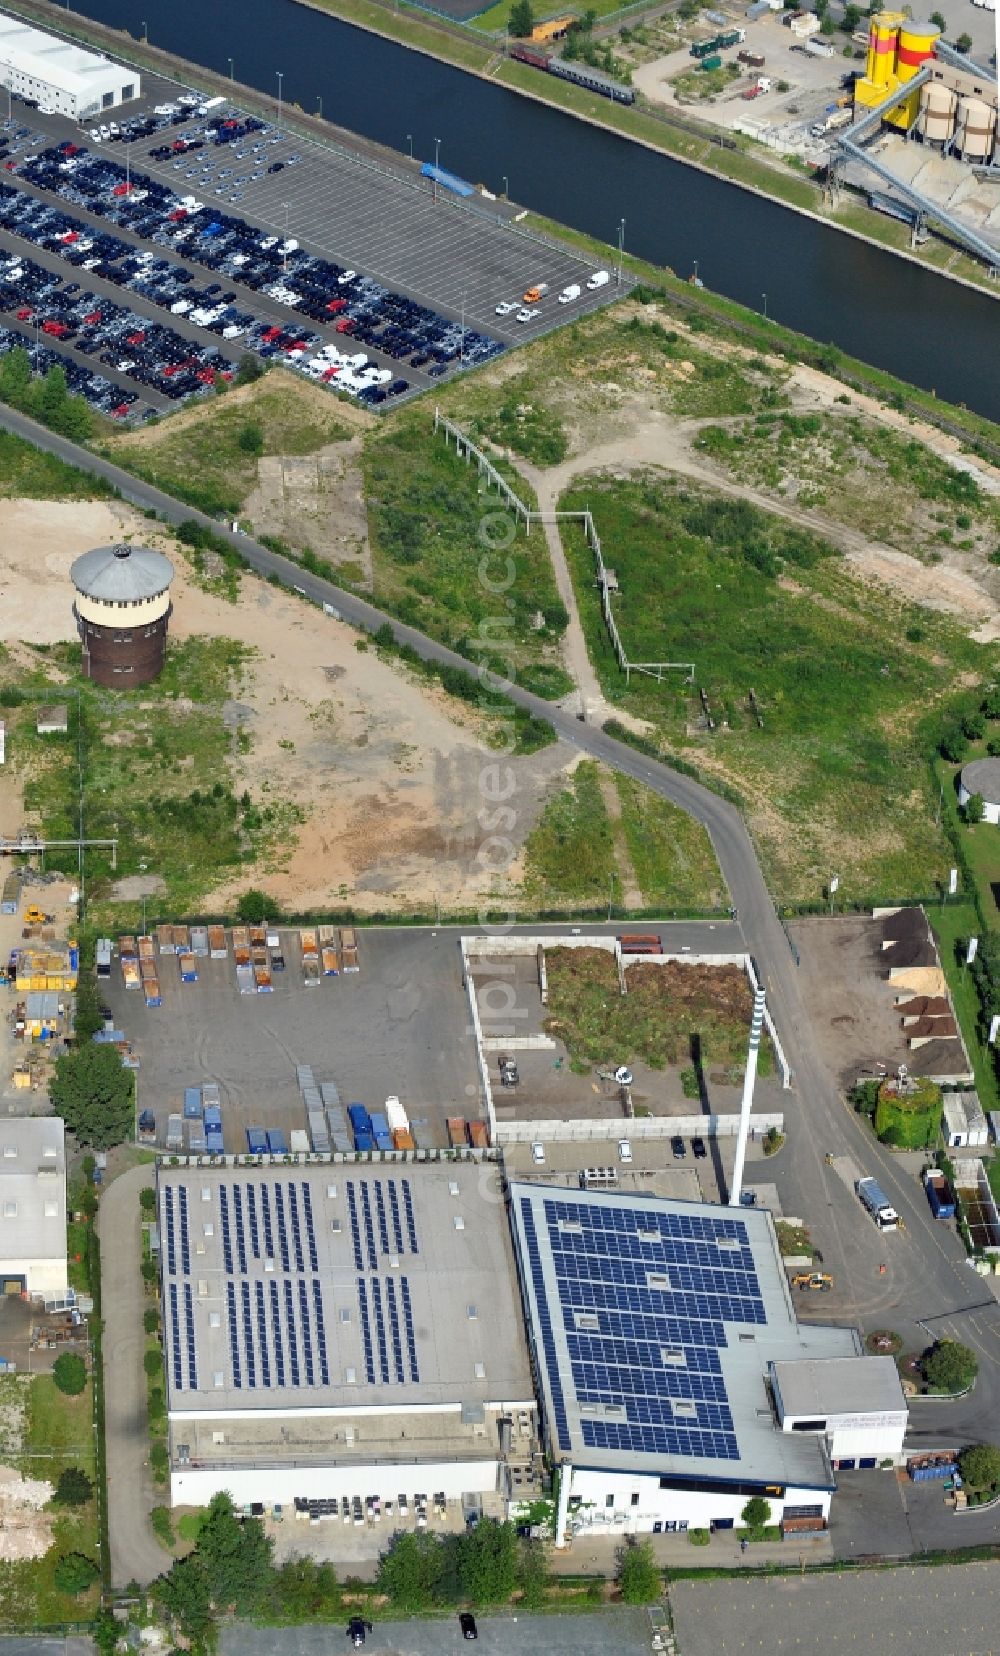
[311,1278,329,1385]
[402,1179,419,1254]
[384,1275,405,1383]
[297,1279,315,1385]
[246,1184,261,1260]
[288,1184,306,1274]
[178,1186,191,1276]
[301,1182,319,1271]
[399,1275,419,1383]
[274,1183,291,1273]
[241,1280,257,1388]
[232,1184,248,1275]
[183,1281,198,1389]
[374,1181,391,1255]
[359,1183,378,1271]
[254,1281,271,1387]
[219,1186,234,1273]
[357,1279,376,1384]
[227,1280,242,1389]
[260,1184,275,1261]
[168,1281,182,1390]
[163,1188,177,1278]
[269,1279,286,1386]
[370,1277,390,1383]
[283,1279,300,1386]
[346,1182,364,1271]
[387,1179,405,1255]
[520,1193,765,1463]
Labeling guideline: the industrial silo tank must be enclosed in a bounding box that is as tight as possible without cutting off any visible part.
[896,20,940,82]
[866,13,902,88]
[920,81,957,145]
[957,95,996,161]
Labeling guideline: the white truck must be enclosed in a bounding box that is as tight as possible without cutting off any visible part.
[856,1175,899,1231]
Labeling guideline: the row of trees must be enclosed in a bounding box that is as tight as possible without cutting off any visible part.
[0,347,92,439]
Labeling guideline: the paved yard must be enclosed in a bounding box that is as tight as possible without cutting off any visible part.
[671,1560,1000,1655]
[224,1610,651,1656]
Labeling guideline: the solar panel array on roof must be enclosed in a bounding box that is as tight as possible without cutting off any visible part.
[162,1174,423,1398]
[519,1192,766,1462]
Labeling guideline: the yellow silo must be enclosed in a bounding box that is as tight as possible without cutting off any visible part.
[865,11,905,89]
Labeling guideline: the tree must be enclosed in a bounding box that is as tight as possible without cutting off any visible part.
[939,725,969,763]
[53,1353,87,1396]
[237,419,265,457]
[923,1339,978,1393]
[740,1495,772,1535]
[981,689,1000,720]
[929,9,945,27]
[155,1552,214,1639]
[270,1557,342,1620]
[143,1306,161,1335]
[820,14,836,33]
[53,1552,99,1595]
[49,1042,134,1149]
[52,1466,94,1507]
[965,792,985,825]
[139,1186,157,1217]
[144,1348,163,1378]
[455,1518,520,1604]
[508,0,535,36]
[954,31,972,52]
[234,352,264,386]
[0,344,31,404]
[196,1491,273,1612]
[235,888,271,924]
[962,711,986,740]
[958,1442,1000,1491]
[376,1530,445,1610]
[841,2,862,27]
[73,967,104,1042]
[616,1537,662,1604]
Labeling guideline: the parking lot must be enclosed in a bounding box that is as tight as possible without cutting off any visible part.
[103,927,481,1153]
[0,70,623,420]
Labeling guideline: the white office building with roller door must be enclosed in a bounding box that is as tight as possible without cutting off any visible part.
[0,17,139,121]
[157,1161,540,1516]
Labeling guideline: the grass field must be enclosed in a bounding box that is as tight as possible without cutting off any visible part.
[0,1373,100,1628]
[928,901,1000,1117]
[0,429,112,500]
[695,410,1000,562]
[558,471,989,902]
[362,409,574,694]
[615,772,725,909]
[97,372,358,519]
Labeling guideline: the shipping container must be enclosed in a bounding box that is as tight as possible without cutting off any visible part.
[139,956,156,982]
[187,1129,207,1153]
[202,1083,220,1108]
[348,1103,373,1136]
[468,1120,490,1149]
[236,964,255,995]
[321,947,340,976]
[318,924,337,946]
[156,923,175,954]
[249,925,267,948]
[206,1128,224,1154]
[321,1081,341,1108]
[698,54,723,70]
[165,1113,184,1150]
[246,1127,267,1154]
[183,1087,202,1120]
[96,938,112,977]
[144,978,162,1008]
[908,1458,957,1482]
[332,1128,353,1153]
[303,958,322,988]
[267,1129,288,1154]
[208,925,227,958]
[172,925,189,952]
[924,1169,956,1220]
[619,933,662,954]
[138,934,155,960]
[1,871,23,915]
[122,958,141,990]
[289,1128,310,1154]
[178,952,198,983]
[232,926,250,952]
[447,1116,467,1148]
[300,929,319,958]
[392,1127,416,1150]
[326,1106,347,1135]
[119,935,137,958]
[309,1115,331,1153]
[297,1064,315,1091]
[190,926,209,957]
[354,1128,374,1153]
[386,1095,409,1133]
[254,963,273,993]
[340,927,360,971]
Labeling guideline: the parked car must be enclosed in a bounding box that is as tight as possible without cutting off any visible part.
[692,1136,707,1159]
[671,1136,686,1159]
[459,1614,478,1641]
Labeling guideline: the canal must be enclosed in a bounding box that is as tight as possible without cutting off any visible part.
[74,0,998,417]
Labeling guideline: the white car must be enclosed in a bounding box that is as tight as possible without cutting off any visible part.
[558,283,581,304]
[618,1139,633,1164]
[495,299,517,315]
[515,306,539,323]
[337,269,357,284]
[38,106,55,116]
[586,268,611,290]
[531,1142,545,1164]
[89,128,101,141]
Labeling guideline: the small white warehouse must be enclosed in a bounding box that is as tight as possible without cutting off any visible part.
[0,16,139,120]
[508,1184,907,1544]
[0,1117,68,1297]
[158,1163,540,1513]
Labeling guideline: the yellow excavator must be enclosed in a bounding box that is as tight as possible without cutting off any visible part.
[790,1272,833,1292]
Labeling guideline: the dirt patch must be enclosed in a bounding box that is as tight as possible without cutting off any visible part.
[0,1465,54,1562]
[242,435,372,584]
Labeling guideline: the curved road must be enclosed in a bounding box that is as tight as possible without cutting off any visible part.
[5,404,997,1505]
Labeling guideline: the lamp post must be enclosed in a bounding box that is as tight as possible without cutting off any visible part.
[140,18,147,42]
[502,174,508,198]
[762,292,768,320]
[406,132,413,159]
[282,200,289,272]
[276,70,283,125]
[608,871,617,922]
[617,217,625,287]
[460,290,466,363]
[228,57,234,83]
[316,94,322,118]
[433,134,440,202]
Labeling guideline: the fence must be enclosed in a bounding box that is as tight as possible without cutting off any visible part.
[435,411,694,686]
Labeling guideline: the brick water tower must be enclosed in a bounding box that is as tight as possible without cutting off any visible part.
[71,542,174,687]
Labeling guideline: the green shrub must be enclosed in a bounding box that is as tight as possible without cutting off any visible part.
[151,1505,175,1547]
[689,1528,710,1545]
[52,1466,94,1507]
[52,1352,87,1395]
[144,1347,163,1378]
[53,1552,100,1595]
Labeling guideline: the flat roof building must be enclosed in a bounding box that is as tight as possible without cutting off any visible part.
[158,1162,539,1511]
[0,1117,67,1297]
[508,1184,904,1542]
[0,16,139,121]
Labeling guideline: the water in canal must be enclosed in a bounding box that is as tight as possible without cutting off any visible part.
[76,0,998,417]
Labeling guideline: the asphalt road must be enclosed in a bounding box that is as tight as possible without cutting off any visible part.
[6,400,998,1427]
[221,1610,652,1656]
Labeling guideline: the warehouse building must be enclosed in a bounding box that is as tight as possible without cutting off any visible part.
[508,1184,907,1543]
[0,1117,68,1297]
[157,1163,540,1513]
[0,17,139,120]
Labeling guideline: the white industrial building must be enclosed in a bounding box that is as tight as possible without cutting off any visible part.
[0,16,139,121]
[508,1184,907,1544]
[0,1117,68,1297]
[158,1163,540,1513]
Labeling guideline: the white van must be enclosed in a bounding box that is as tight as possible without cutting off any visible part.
[586,269,611,290]
[559,283,581,304]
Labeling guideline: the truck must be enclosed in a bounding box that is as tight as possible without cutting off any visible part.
[447,1116,467,1149]
[857,1175,899,1231]
[790,1271,833,1292]
[738,47,765,65]
[122,957,141,990]
[144,977,162,1008]
[924,1169,956,1220]
[300,929,319,960]
[810,107,852,136]
[385,1096,409,1134]
[804,36,835,56]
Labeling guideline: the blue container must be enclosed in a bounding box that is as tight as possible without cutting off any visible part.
[354,1128,375,1153]
[266,1129,288,1154]
[183,1087,203,1120]
[204,1105,222,1129]
[246,1127,267,1154]
[348,1103,372,1136]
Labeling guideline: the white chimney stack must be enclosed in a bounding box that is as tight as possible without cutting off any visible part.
[729,987,766,1207]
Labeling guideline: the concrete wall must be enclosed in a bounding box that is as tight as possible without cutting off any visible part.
[492,1113,784,1145]
[171,1455,501,1510]
[565,1466,831,1535]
